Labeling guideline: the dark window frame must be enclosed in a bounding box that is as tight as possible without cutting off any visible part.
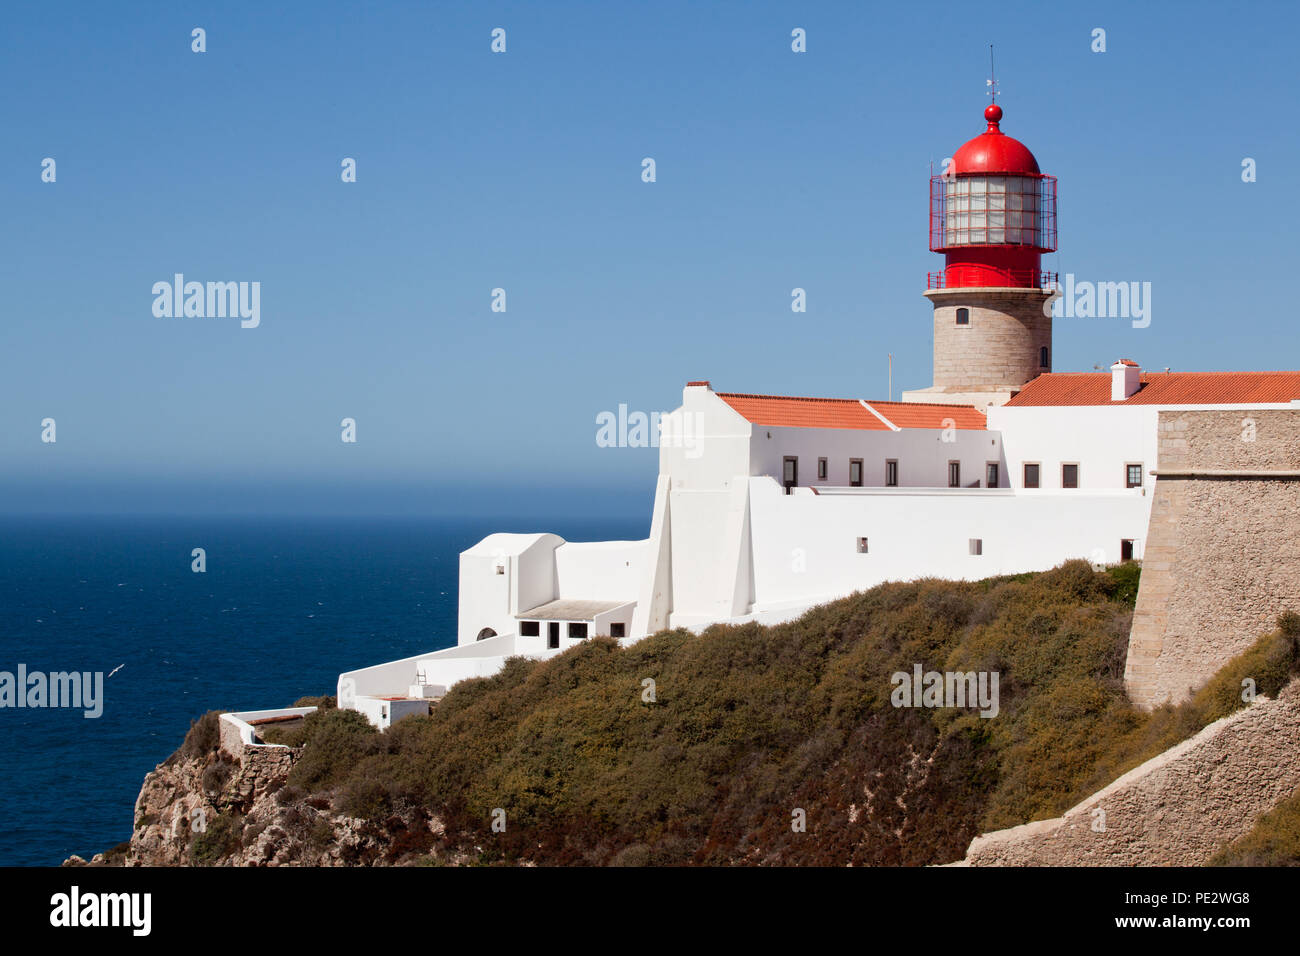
[948,460,961,488]
[1023,462,1040,488]
[783,456,798,495]
[817,457,828,481]
[849,458,863,487]
[1126,463,1143,488]
[1062,463,1079,489]
[956,307,970,325]
[520,620,540,637]
[986,462,999,488]
[885,459,898,487]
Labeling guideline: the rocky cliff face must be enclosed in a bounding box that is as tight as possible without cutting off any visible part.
[68,715,453,868]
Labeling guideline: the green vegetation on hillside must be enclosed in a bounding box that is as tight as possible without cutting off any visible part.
[1209,786,1300,866]
[194,562,1300,866]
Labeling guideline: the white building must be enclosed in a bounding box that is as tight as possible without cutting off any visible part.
[338,102,1300,727]
[340,360,1300,727]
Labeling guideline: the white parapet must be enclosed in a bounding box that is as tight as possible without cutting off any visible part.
[352,696,431,730]
[219,707,318,756]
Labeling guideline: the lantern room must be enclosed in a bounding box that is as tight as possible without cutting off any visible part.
[929,104,1057,289]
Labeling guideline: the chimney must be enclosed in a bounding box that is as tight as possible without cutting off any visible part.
[1110,360,1141,400]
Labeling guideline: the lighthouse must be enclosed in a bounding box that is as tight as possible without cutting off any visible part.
[902,101,1058,410]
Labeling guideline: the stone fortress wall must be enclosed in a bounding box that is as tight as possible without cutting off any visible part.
[1124,408,1300,709]
[958,407,1300,865]
[958,677,1300,865]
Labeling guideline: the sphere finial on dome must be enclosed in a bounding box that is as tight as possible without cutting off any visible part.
[984,103,1003,130]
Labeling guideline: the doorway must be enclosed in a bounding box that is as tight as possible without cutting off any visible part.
[783,457,798,495]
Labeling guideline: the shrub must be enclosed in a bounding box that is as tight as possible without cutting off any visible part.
[1208,787,1300,866]
[190,813,242,866]
[338,776,394,822]
[259,722,307,747]
[201,757,235,797]
[293,695,337,710]
[287,707,380,791]
[179,710,223,761]
[1278,610,1300,639]
[274,561,1298,867]
[1104,561,1141,606]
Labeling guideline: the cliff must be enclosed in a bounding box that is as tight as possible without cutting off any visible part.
[83,708,460,867]
[74,561,1300,867]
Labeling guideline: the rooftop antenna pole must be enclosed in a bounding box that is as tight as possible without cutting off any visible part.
[987,44,997,102]
[888,353,893,401]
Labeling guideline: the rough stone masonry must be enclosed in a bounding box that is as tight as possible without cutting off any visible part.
[958,677,1300,866]
[1124,407,1300,709]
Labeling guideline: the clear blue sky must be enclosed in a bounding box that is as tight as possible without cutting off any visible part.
[2,0,1296,518]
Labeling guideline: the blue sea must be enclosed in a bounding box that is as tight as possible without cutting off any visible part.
[0,514,645,866]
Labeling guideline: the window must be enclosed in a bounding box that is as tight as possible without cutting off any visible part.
[948,461,961,488]
[817,457,828,481]
[1062,463,1079,489]
[941,174,1049,246]
[1040,346,1050,368]
[476,627,498,641]
[547,622,560,649]
[849,459,863,487]
[519,621,540,637]
[568,622,588,640]
[1126,464,1143,488]
[986,462,999,488]
[1121,539,1135,562]
[857,537,869,554]
[1024,463,1040,488]
[783,456,798,495]
[610,622,626,639]
[494,563,505,575]
[969,538,983,556]
[885,459,898,487]
[956,307,970,325]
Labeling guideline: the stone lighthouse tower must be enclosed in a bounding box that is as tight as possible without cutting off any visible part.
[902,100,1058,410]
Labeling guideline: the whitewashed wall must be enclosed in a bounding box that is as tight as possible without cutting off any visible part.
[657,384,752,491]
[989,404,1158,491]
[745,476,1149,611]
[554,540,644,602]
[456,533,562,645]
[750,424,1003,488]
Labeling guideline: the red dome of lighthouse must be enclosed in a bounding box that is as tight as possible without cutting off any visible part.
[949,105,1041,176]
[928,101,1057,289]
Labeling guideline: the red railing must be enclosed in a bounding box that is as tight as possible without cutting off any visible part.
[926,270,1059,290]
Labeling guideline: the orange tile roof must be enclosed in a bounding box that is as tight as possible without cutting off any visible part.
[718,393,886,430]
[866,401,987,430]
[716,392,986,431]
[1006,371,1300,407]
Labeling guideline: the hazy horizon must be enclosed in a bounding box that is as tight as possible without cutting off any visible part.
[4,0,1296,516]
